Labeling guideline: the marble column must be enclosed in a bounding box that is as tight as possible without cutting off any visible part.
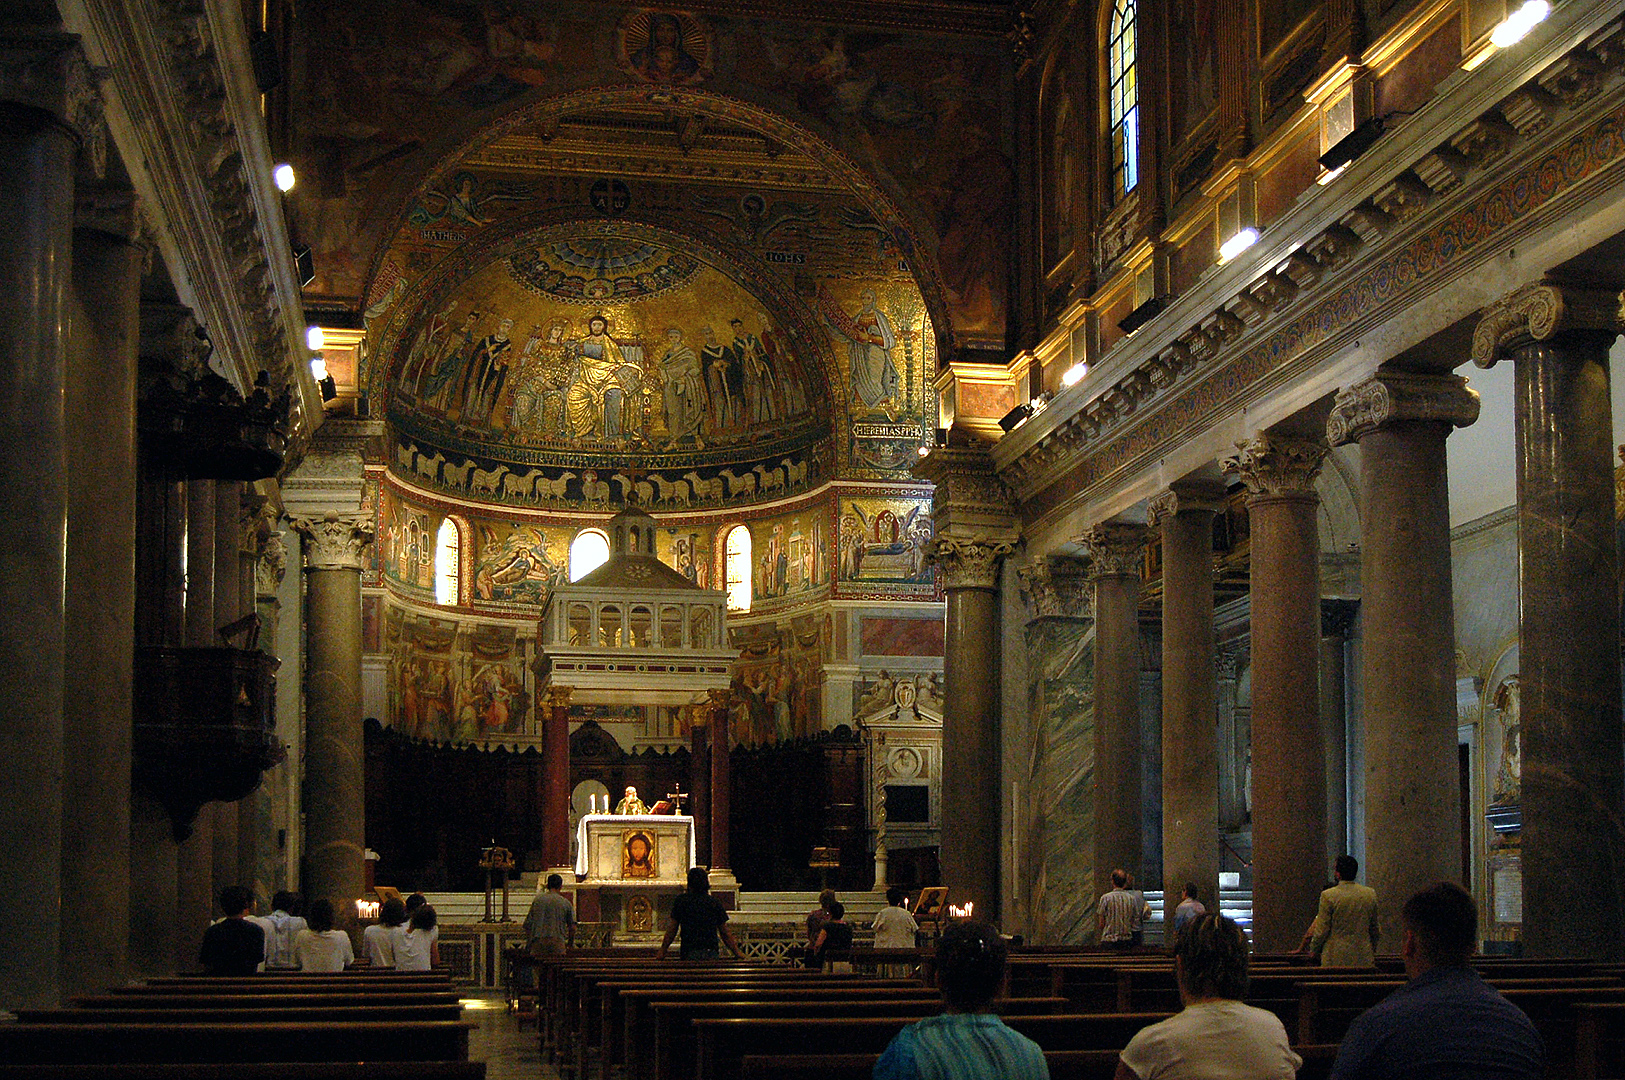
[932,535,1015,921]
[690,705,712,868]
[1329,371,1479,947]
[1149,485,1225,926]
[542,684,573,874]
[1082,524,1149,904]
[210,481,244,894]
[291,513,374,925]
[1472,281,1625,960]
[0,34,86,1010]
[1319,602,1355,862]
[1223,435,1329,954]
[59,207,142,996]
[708,688,733,876]
[251,529,287,908]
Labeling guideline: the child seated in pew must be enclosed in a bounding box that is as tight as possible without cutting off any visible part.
[293,899,356,972]
[1115,913,1301,1080]
[873,919,1049,1080]
[364,896,408,967]
[394,902,441,971]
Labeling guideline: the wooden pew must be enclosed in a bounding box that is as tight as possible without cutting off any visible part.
[14,1004,467,1024]
[73,992,464,1009]
[645,996,1067,1080]
[606,979,927,1080]
[693,1012,1173,1080]
[0,1066,485,1080]
[1298,979,1625,1047]
[1574,1002,1625,1080]
[0,1020,476,1065]
[735,1044,1344,1080]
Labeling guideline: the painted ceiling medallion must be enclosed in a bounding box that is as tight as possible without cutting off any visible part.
[506,238,702,303]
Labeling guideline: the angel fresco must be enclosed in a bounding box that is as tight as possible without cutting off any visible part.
[408,172,532,227]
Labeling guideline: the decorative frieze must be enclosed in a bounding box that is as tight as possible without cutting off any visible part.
[913,441,1018,540]
[1221,436,1328,498]
[290,512,374,572]
[992,11,1625,514]
[1326,371,1481,446]
[929,536,1016,591]
[1079,523,1146,579]
[1471,280,1625,368]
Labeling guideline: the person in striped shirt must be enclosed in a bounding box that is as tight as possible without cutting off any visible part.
[873,919,1048,1080]
[1098,869,1146,947]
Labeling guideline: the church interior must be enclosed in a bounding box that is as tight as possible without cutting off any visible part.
[6,0,1625,1072]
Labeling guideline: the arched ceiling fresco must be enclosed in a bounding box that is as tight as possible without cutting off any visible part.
[380,218,849,507]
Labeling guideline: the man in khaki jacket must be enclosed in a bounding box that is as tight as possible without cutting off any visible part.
[1311,855,1380,966]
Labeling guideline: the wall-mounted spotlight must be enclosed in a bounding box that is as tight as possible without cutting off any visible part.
[1061,362,1088,387]
[293,246,315,287]
[1320,115,1390,174]
[306,325,325,351]
[998,402,1034,433]
[1118,295,1169,336]
[1218,228,1260,264]
[249,30,282,93]
[273,163,296,192]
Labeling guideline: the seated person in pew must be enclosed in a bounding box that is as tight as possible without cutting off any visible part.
[1116,913,1301,1080]
[365,896,408,967]
[199,885,266,976]
[1329,882,1543,1080]
[659,866,744,961]
[293,898,356,972]
[395,903,441,970]
[873,919,1049,1080]
[251,889,307,969]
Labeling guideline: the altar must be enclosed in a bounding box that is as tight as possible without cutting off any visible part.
[572,813,704,936]
[575,813,695,880]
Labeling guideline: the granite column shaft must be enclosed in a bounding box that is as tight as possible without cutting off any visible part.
[543,686,572,872]
[1084,524,1148,901]
[708,689,732,872]
[1225,436,1328,954]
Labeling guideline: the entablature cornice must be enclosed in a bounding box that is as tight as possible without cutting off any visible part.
[994,2,1625,523]
[56,0,321,455]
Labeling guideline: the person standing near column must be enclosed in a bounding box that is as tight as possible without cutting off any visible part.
[524,873,576,956]
[1310,855,1380,967]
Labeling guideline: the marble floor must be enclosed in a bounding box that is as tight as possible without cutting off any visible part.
[464,991,554,1080]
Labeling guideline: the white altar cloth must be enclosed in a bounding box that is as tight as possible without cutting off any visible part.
[574,813,696,877]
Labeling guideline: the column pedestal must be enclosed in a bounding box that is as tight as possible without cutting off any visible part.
[1150,486,1223,926]
[1330,371,1479,946]
[1083,524,1149,905]
[1474,283,1625,960]
[1224,436,1329,954]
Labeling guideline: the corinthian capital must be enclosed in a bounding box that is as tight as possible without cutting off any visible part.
[544,684,574,709]
[290,512,374,571]
[1018,556,1093,618]
[1326,370,1481,446]
[0,32,104,170]
[1221,436,1328,498]
[929,535,1016,590]
[1147,481,1228,528]
[1080,523,1147,579]
[1471,280,1625,368]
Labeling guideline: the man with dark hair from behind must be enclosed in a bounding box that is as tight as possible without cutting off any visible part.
[256,889,306,969]
[659,867,744,961]
[1311,855,1380,966]
[199,885,265,975]
[1330,882,1543,1079]
[525,872,576,955]
[873,919,1049,1080]
[1115,913,1300,1079]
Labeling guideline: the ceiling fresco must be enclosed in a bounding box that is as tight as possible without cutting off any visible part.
[286,2,1012,350]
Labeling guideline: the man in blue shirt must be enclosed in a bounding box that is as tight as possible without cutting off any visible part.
[874,919,1048,1080]
[1330,881,1543,1080]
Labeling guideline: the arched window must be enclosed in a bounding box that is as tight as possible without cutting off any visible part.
[434,518,460,606]
[570,528,610,582]
[724,524,752,613]
[1108,0,1139,200]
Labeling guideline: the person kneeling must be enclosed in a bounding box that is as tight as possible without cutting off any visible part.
[1116,913,1301,1080]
